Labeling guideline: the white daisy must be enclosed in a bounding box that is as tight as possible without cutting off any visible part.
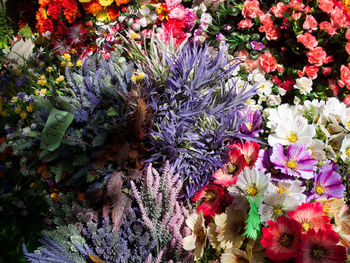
[266,180,306,203]
[340,136,350,162]
[320,97,347,124]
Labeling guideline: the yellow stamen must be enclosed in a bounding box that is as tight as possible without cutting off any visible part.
[276,186,286,194]
[302,222,310,231]
[315,185,325,195]
[346,147,350,157]
[287,160,297,169]
[247,185,257,196]
[287,131,298,143]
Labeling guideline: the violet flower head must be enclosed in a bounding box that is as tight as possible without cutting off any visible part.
[239,109,263,137]
[308,161,346,201]
[251,41,265,50]
[270,143,318,179]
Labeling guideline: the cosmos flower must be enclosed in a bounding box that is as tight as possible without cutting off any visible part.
[238,109,263,137]
[251,41,266,50]
[340,135,350,162]
[266,180,306,203]
[193,185,227,217]
[228,140,260,168]
[287,202,332,233]
[261,216,302,261]
[182,212,207,261]
[270,143,318,179]
[309,161,345,200]
[298,229,347,263]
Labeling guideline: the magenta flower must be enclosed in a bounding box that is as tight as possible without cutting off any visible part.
[270,143,318,179]
[251,41,265,50]
[308,161,345,201]
[239,109,263,137]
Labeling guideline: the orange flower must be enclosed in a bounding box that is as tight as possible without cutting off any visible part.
[83,0,103,15]
[115,0,129,6]
[156,4,169,20]
[39,0,51,7]
[107,5,120,20]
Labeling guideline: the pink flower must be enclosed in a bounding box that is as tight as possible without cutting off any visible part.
[165,0,181,9]
[318,0,334,13]
[303,15,318,31]
[297,32,318,50]
[261,217,302,261]
[344,95,350,106]
[306,47,327,66]
[270,2,288,18]
[346,29,350,41]
[259,13,273,27]
[241,0,260,18]
[322,67,332,77]
[291,12,301,20]
[319,21,337,35]
[328,79,339,96]
[303,65,319,80]
[346,42,350,56]
[265,26,281,41]
[288,0,305,11]
[298,229,347,263]
[237,18,254,29]
[331,7,350,28]
[340,65,350,88]
[258,52,277,73]
[169,5,186,19]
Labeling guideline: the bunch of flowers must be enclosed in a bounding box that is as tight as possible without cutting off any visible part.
[80,0,127,23]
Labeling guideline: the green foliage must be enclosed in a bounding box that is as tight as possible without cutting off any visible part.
[243,196,261,240]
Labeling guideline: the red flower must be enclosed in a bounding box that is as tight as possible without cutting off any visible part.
[213,151,247,187]
[193,185,226,217]
[47,0,62,20]
[241,0,260,19]
[340,64,350,89]
[298,229,347,263]
[261,216,302,261]
[258,52,277,73]
[297,32,318,50]
[237,18,254,30]
[303,15,318,31]
[279,77,295,91]
[287,202,332,233]
[229,140,260,168]
[306,47,327,66]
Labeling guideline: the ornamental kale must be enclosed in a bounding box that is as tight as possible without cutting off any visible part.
[145,43,257,197]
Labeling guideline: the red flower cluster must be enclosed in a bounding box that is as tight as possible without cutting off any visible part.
[261,202,347,262]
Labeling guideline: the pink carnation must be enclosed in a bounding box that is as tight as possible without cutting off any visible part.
[306,47,327,66]
[340,65,350,88]
[265,26,281,41]
[237,18,254,29]
[303,15,318,31]
[259,13,274,27]
[346,29,350,41]
[331,7,350,28]
[319,21,337,35]
[270,2,288,18]
[291,12,301,20]
[169,5,186,20]
[346,42,350,56]
[288,0,305,11]
[318,0,334,13]
[165,0,181,9]
[322,67,332,77]
[329,79,339,96]
[303,65,319,80]
[242,0,260,18]
[258,52,277,73]
[297,32,318,50]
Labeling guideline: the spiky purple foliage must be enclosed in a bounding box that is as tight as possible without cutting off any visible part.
[145,43,257,198]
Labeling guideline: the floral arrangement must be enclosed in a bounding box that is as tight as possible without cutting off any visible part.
[1,0,350,262]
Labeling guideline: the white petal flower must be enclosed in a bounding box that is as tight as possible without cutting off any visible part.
[266,180,306,204]
[340,136,350,162]
[294,77,313,95]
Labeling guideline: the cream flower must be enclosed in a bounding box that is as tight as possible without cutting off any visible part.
[341,108,350,132]
[220,248,249,263]
[266,180,306,203]
[334,205,350,248]
[340,136,350,162]
[294,77,313,95]
[182,212,207,261]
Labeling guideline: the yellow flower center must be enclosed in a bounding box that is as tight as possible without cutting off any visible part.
[347,121,350,130]
[287,160,297,169]
[226,163,237,174]
[247,185,257,196]
[246,123,253,131]
[205,190,217,202]
[302,222,310,231]
[276,186,286,194]
[287,131,298,143]
[279,233,294,248]
[315,185,326,195]
[274,207,283,216]
[346,147,350,157]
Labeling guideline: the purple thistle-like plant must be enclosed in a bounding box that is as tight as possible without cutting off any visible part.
[270,143,318,179]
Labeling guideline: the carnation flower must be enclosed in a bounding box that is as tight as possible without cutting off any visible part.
[258,52,277,73]
[261,216,302,261]
[270,143,318,179]
[298,229,347,263]
[228,166,270,204]
[182,212,207,261]
[309,162,345,200]
[287,202,331,232]
[193,185,227,217]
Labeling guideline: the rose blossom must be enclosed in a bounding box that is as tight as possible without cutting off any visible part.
[306,47,327,66]
[294,77,313,95]
[318,0,334,13]
[270,2,288,18]
[340,65,350,88]
[319,21,337,35]
[303,15,318,31]
[296,32,318,49]
[265,26,281,41]
[259,52,277,73]
[241,0,260,18]
[346,42,350,56]
[237,18,254,29]
[346,29,350,41]
[303,65,319,80]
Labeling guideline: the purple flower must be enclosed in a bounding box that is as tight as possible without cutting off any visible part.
[255,148,272,171]
[239,109,263,137]
[216,33,225,41]
[17,92,25,99]
[308,161,345,201]
[251,41,265,50]
[270,143,318,179]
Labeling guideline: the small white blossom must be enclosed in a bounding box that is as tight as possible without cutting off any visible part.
[294,77,313,95]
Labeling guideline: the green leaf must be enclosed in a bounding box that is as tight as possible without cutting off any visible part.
[243,196,261,240]
[107,107,118,116]
[18,24,32,39]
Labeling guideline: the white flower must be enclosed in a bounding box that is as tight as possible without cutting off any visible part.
[200,13,212,24]
[266,94,281,106]
[259,193,300,225]
[268,114,316,146]
[308,139,325,160]
[228,166,270,204]
[341,108,350,132]
[294,96,301,105]
[340,136,350,162]
[138,6,157,27]
[7,39,34,69]
[266,104,301,130]
[320,97,346,123]
[294,77,313,95]
[257,80,273,96]
[266,180,306,203]
[278,87,287,96]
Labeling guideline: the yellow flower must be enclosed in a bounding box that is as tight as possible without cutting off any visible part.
[98,0,114,6]
[56,75,65,83]
[20,111,27,119]
[61,61,66,67]
[11,97,18,103]
[62,53,71,61]
[130,32,139,39]
[46,66,53,72]
[34,89,40,96]
[138,72,145,80]
[68,62,73,67]
[71,48,77,54]
[131,74,138,83]
[96,9,109,22]
[26,105,33,112]
[76,60,83,67]
[40,89,47,96]
[79,0,91,2]
[15,107,22,114]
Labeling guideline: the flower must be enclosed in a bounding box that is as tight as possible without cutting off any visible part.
[258,52,277,73]
[340,64,350,88]
[298,229,347,263]
[193,185,226,217]
[340,135,350,161]
[98,0,114,6]
[306,47,327,66]
[318,0,334,13]
[228,166,270,203]
[241,0,260,19]
[251,41,265,51]
[309,162,345,200]
[303,15,318,31]
[237,18,254,29]
[47,1,62,20]
[213,151,247,187]
[238,109,263,137]
[287,202,331,232]
[182,212,207,261]
[267,180,306,203]
[294,77,313,95]
[270,2,288,18]
[303,65,319,80]
[228,140,260,168]
[261,216,302,261]
[334,205,350,248]
[270,143,318,179]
